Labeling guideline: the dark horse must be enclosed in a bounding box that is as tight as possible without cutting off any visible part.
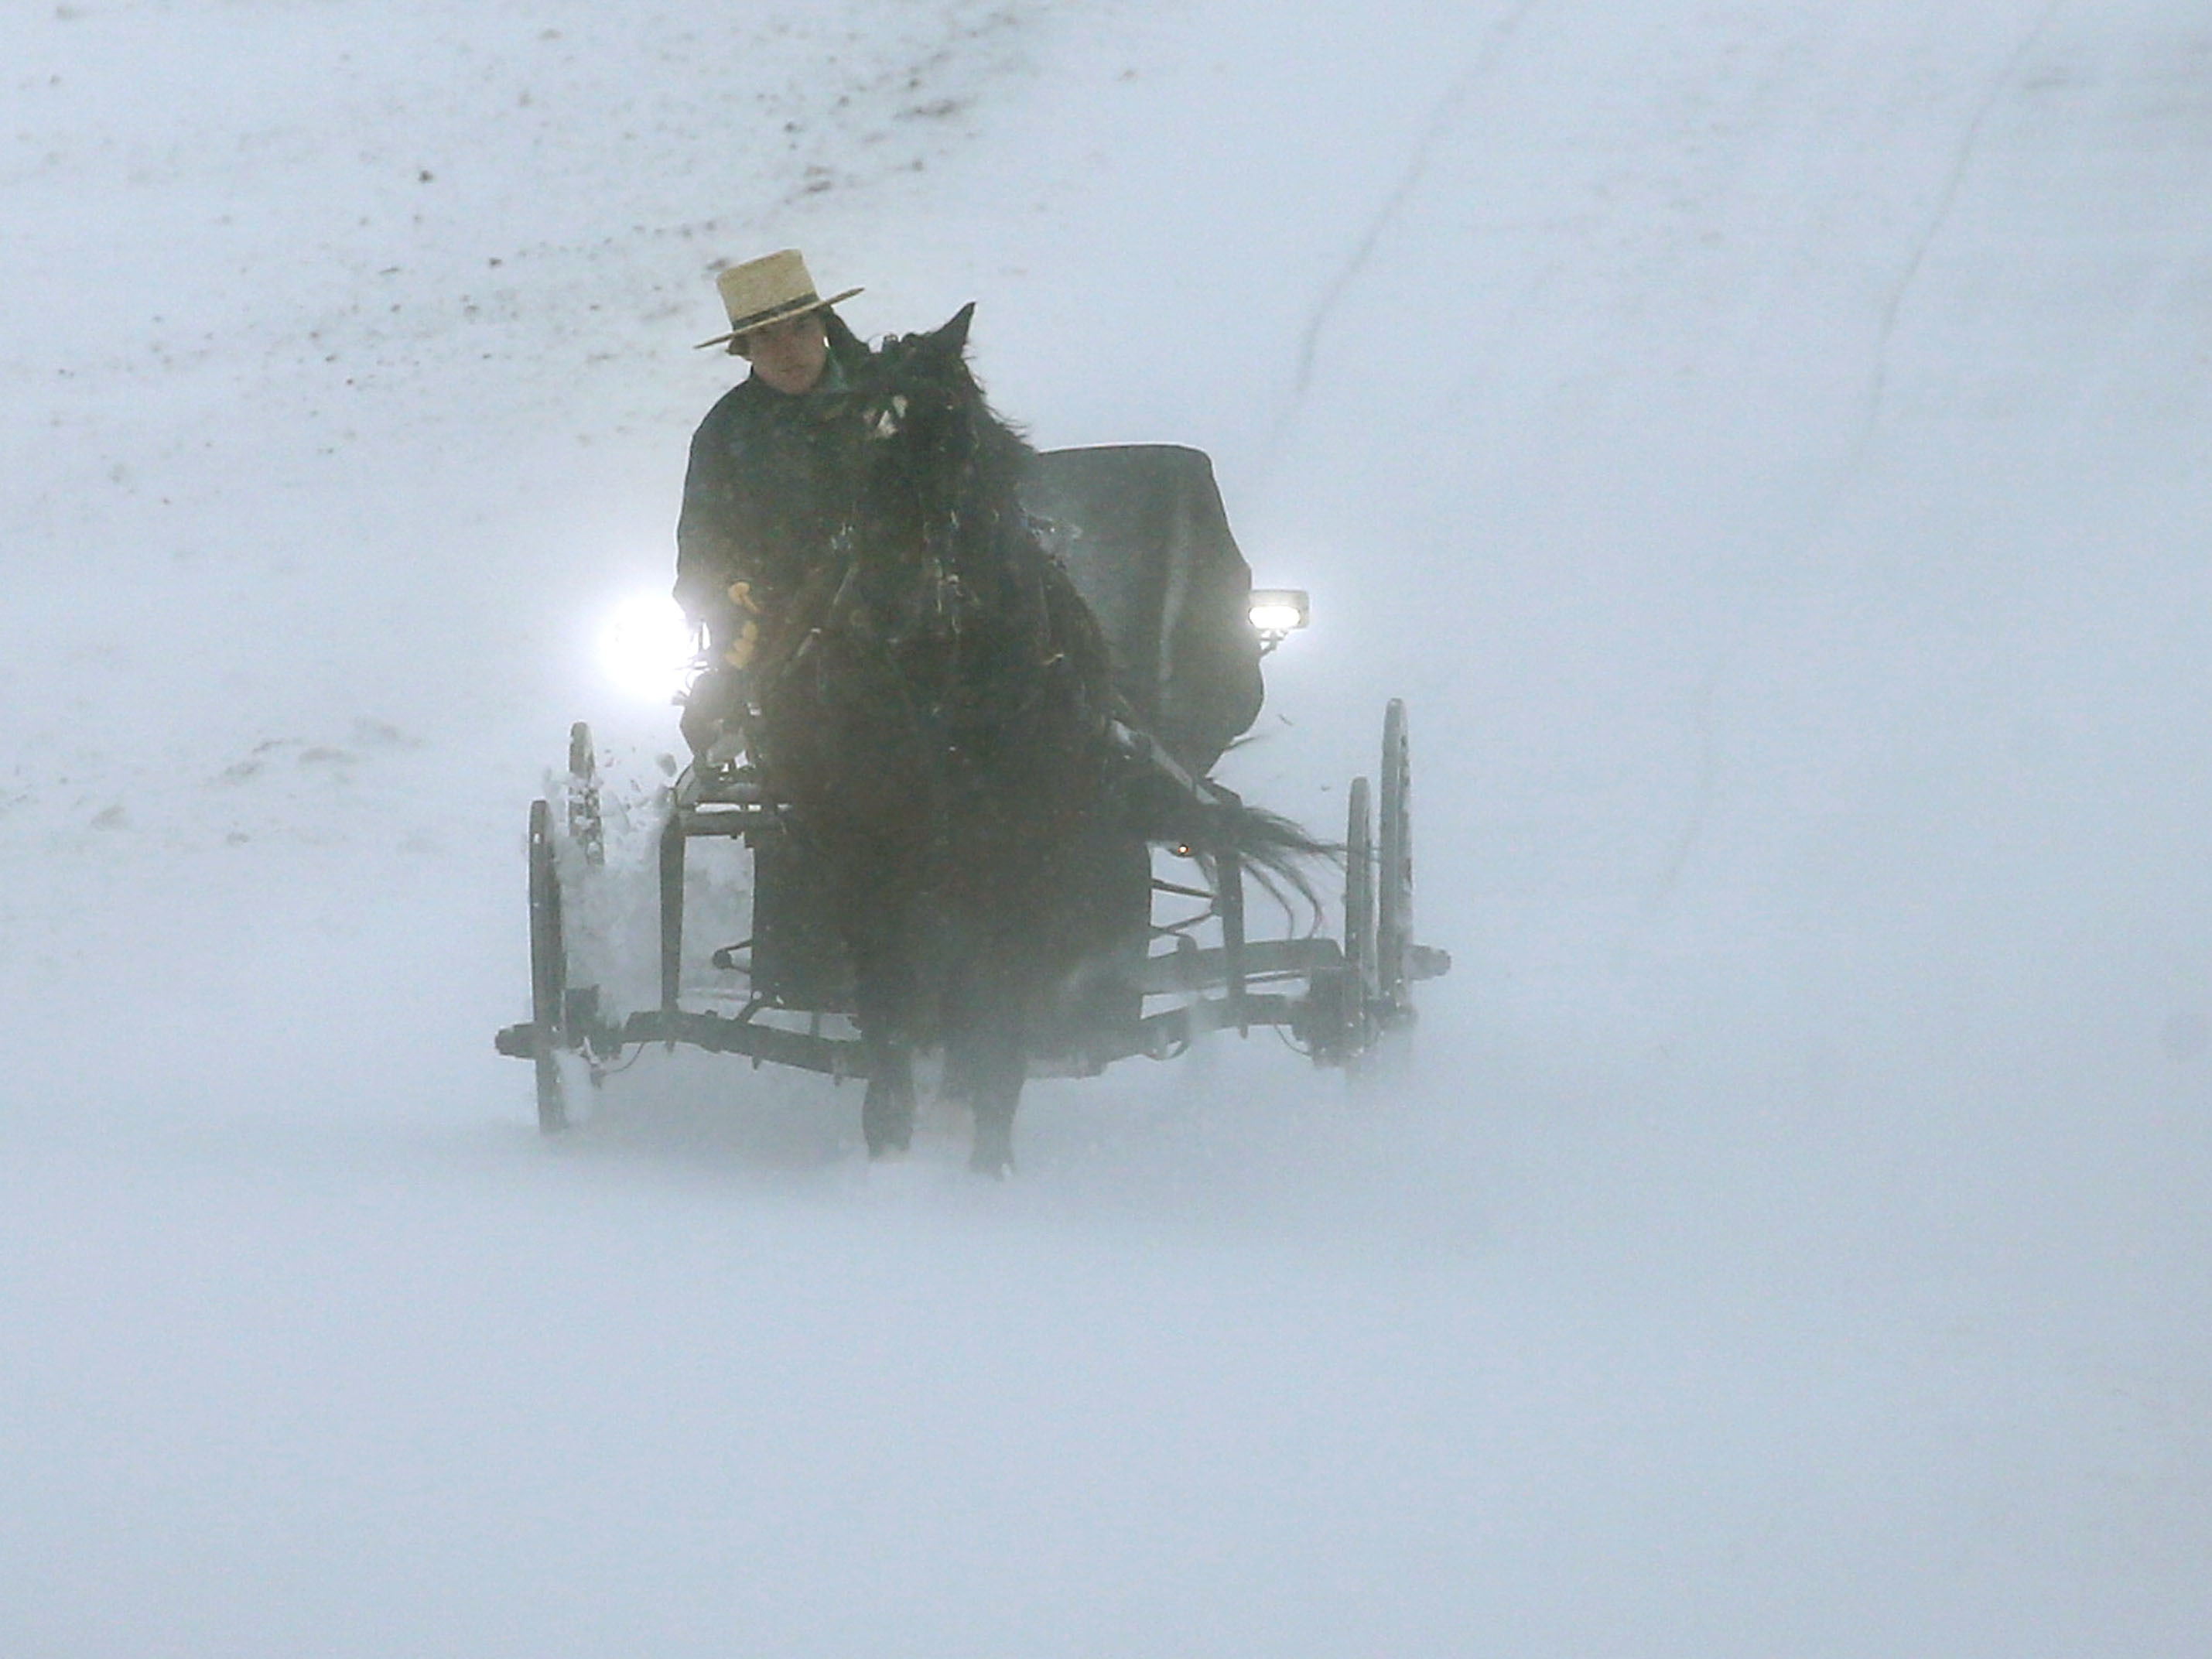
[749,305,1317,1173]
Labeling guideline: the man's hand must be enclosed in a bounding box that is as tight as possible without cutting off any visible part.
[680,661,756,764]
[721,580,766,669]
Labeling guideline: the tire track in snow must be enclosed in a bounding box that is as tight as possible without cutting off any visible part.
[1263,0,1547,464]
[1845,0,2065,474]
[1664,2,2063,900]
[1655,665,1723,898]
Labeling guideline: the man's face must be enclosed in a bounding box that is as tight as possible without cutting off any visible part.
[738,311,829,395]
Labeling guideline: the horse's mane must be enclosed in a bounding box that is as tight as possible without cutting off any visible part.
[859,302,1034,518]
[832,306,1106,686]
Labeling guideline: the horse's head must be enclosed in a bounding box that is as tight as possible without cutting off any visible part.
[853,301,980,452]
[827,300,1038,627]
[819,301,1051,648]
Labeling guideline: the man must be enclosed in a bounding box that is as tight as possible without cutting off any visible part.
[675,248,867,758]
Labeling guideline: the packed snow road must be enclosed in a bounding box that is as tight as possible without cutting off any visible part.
[2,1,2208,1654]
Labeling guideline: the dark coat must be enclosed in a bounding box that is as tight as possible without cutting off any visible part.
[673,313,871,638]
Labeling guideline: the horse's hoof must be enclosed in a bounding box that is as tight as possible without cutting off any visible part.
[967,1148,1014,1181]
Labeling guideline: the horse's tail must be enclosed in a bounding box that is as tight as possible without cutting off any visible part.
[1108,727,1338,921]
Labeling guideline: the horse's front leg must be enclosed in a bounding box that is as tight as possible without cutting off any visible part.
[848,919,919,1159]
[860,1039,915,1158]
[966,1057,1022,1178]
[948,957,1028,1178]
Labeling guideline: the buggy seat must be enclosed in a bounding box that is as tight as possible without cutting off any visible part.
[1021,445,1264,775]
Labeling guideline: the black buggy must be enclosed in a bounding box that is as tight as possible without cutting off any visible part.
[497,445,1451,1131]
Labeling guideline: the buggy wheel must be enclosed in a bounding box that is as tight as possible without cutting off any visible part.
[567,721,606,868]
[527,797,569,1133]
[1376,699,1414,1024]
[1343,775,1378,1052]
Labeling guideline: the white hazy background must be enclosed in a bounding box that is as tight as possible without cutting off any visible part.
[4,2,2209,1654]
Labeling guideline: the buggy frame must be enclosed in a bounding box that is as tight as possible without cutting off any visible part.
[496,702,1449,1132]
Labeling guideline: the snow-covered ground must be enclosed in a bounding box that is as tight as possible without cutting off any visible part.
[4,2,2208,1653]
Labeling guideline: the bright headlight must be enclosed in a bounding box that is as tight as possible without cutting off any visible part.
[598,592,699,703]
[1248,588,1310,638]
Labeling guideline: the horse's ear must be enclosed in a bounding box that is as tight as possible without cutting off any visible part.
[932,302,976,357]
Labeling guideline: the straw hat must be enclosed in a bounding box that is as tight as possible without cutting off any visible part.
[695,248,862,352]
